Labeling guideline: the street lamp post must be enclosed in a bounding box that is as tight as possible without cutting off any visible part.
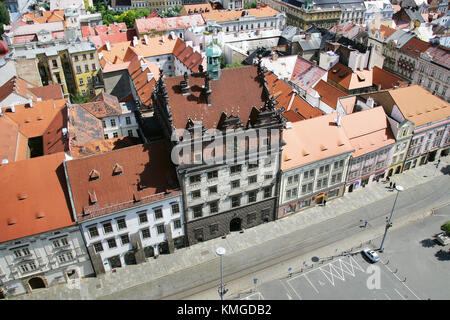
[379,185,404,252]
[216,247,227,300]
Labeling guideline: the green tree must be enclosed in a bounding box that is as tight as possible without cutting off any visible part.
[0,1,10,26]
[225,62,244,69]
[441,221,450,236]
[70,92,90,104]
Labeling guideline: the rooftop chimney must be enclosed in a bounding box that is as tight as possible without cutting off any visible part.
[180,72,191,95]
[105,40,111,51]
[144,34,149,45]
[336,113,342,127]
[161,35,165,43]
[133,36,139,47]
[147,73,154,82]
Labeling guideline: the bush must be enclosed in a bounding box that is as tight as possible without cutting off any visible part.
[441,221,450,236]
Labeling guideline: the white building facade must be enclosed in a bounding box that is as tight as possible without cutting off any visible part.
[0,226,94,298]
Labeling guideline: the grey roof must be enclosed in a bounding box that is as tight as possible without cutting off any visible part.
[299,37,322,51]
[281,26,299,41]
[403,8,425,23]
[386,29,415,48]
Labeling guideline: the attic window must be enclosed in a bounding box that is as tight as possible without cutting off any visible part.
[35,211,45,219]
[89,169,100,180]
[133,191,141,202]
[112,163,123,175]
[357,74,365,81]
[88,191,97,204]
[302,149,310,156]
[337,140,345,147]
[7,217,17,225]
[407,46,413,50]
[320,145,328,151]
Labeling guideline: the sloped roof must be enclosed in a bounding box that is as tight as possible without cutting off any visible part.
[372,66,408,90]
[340,106,396,157]
[290,56,327,92]
[0,152,74,242]
[172,38,205,73]
[80,93,122,118]
[0,115,28,163]
[71,136,141,159]
[0,77,64,103]
[4,99,68,138]
[201,6,280,23]
[313,80,347,109]
[282,113,354,170]
[423,45,450,69]
[65,142,180,221]
[127,56,159,107]
[28,84,64,100]
[126,35,179,59]
[400,37,431,56]
[43,106,68,155]
[135,14,205,34]
[328,63,373,91]
[164,66,266,129]
[67,104,104,148]
[388,85,450,127]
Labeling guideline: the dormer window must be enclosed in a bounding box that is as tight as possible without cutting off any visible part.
[112,163,123,175]
[88,191,97,205]
[89,169,100,181]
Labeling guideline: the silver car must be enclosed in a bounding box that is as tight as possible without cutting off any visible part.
[362,248,380,263]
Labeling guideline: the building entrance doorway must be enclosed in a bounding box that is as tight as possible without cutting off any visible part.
[230,218,242,232]
[348,184,354,193]
[428,150,437,162]
[28,277,46,290]
[395,166,401,174]
[387,168,393,177]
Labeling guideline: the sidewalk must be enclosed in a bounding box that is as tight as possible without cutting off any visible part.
[8,157,450,300]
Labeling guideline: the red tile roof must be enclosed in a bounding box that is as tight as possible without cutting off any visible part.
[372,66,408,90]
[290,57,327,92]
[127,56,159,107]
[0,152,75,242]
[172,38,205,73]
[313,80,347,109]
[71,136,141,158]
[165,66,266,128]
[43,106,68,155]
[135,14,205,35]
[67,104,104,148]
[0,77,64,103]
[65,142,180,221]
[0,115,28,163]
[80,93,123,118]
[4,99,68,138]
[400,37,431,57]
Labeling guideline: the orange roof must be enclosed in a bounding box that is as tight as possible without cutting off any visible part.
[0,115,28,163]
[43,106,68,155]
[67,104,104,148]
[4,99,68,138]
[265,71,323,121]
[65,142,180,221]
[372,66,408,90]
[341,106,396,158]
[79,93,122,118]
[0,152,75,242]
[328,63,373,91]
[71,136,141,158]
[181,3,213,15]
[99,41,132,65]
[201,6,280,22]
[125,35,178,60]
[172,37,205,73]
[282,113,354,171]
[313,80,347,109]
[388,85,450,127]
[370,24,396,41]
[339,96,357,114]
[127,56,159,107]
[21,10,65,24]
[0,77,63,103]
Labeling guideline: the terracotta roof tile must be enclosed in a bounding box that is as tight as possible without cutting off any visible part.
[65,142,180,221]
[0,115,26,163]
[0,152,74,242]
[43,106,68,155]
[127,56,159,107]
[165,66,266,129]
[400,37,431,57]
[313,80,347,109]
[372,66,408,90]
[67,104,104,148]
[172,38,205,73]
[4,99,68,138]
[341,106,396,158]
[80,93,122,118]
[328,63,373,91]
[71,136,141,158]
[135,14,205,34]
[282,113,354,170]
[201,6,280,23]
[290,57,327,92]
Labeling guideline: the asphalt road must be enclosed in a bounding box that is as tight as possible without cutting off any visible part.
[102,175,450,300]
[239,204,450,300]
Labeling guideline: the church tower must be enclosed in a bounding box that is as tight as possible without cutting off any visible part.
[206,39,222,80]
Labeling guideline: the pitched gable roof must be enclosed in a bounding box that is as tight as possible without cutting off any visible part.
[313,80,347,109]
[0,152,74,242]
[65,142,180,221]
[127,56,159,107]
[172,37,205,73]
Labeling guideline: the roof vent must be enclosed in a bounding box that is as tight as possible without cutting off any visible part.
[89,169,100,180]
[320,144,328,151]
[18,192,27,200]
[7,217,17,225]
[35,211,45,219]
[1,159,9,164]
[302,149,310,156]
[112,163,123,175]
[133,191,141,202]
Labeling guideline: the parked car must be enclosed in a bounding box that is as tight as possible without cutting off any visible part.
[434,232,450,246]
[362,248,380,263]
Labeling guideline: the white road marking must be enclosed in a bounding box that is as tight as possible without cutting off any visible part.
[384,293,392,300]
[241,292,264,300]
[286,279,303,300]
[394,288,406,300]
[304,274,319,294]
[281,280,300,300]
[380,259,421,300]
